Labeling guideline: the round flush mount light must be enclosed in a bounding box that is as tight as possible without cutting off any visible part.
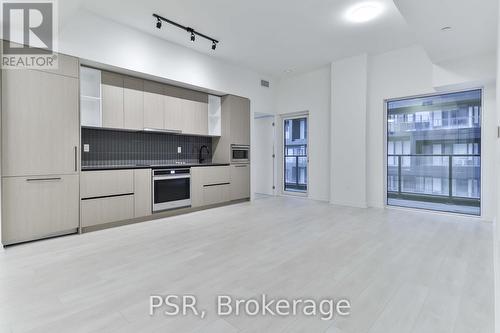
[345,2,384,23]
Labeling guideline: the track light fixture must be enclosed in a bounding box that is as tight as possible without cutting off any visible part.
[153,13,219,51]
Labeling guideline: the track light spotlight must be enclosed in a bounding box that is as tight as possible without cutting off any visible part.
[153,14,219,51]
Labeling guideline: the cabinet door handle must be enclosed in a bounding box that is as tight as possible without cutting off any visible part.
[235,165,248,168]
[26,177,62,182]
[74,146,78,172]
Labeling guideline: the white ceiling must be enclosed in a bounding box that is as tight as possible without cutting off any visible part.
[74,0,416,77]
[394,0,498,63]
[63,0,498,77]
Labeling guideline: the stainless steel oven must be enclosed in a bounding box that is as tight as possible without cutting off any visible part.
[152,168,191,212]
[231,145,250,164]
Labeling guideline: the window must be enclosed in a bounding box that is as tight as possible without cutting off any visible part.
[284,116,308,193]
[386,90,481,215]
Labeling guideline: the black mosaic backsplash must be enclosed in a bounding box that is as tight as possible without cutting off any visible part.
[82,128,212,167]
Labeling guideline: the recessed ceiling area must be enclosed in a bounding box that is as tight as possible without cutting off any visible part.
[74,0,416,77]
[394,0,498,62]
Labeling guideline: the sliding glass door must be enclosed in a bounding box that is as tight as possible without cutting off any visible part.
[386,89,481,215]
[283,116,308,193]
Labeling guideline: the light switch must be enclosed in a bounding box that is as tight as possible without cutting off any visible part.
[177,147,182,153]
[83,144,90,153]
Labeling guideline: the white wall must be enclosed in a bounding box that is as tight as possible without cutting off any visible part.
[331,54,368,207]
[366,46,435,208]
[274,66,331,202]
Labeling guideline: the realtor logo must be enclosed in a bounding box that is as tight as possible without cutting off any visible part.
[1,0,58,69]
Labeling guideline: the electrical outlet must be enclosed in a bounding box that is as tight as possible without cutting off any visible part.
[83,144,90,153]
[177,147,182,153]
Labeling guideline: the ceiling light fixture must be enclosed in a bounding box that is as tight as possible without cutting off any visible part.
[153,13,219,51]
[345,2,383,23]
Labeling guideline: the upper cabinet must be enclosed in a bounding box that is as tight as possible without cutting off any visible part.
[81,67,218,136]
[80,67,102,127]
[101,71,124,129]
[229,96,251,145]
[123,76,144,130]
[143,80,165,130]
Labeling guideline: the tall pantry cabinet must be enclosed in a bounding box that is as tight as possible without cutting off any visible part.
[1,54,81,245]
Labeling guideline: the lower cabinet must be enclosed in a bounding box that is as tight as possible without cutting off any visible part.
[202,184,231,206]
[1,174,79,245]
[134,169,152,218]
[230,164,251,200]
[81,195,134,228]
[191,166,231,208]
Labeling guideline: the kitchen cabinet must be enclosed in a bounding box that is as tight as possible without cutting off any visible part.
[80,67,102,127]
[229,95,251,145]
[1,175,79,245]
[230,164,251,200]
[1,68,79,176]
[182,99,208,135]
[143,80,165,130]
[101,71,124,129]
[81,195,134,228]
[191,166,231,207]
[124,76,144,130]
[134,169,152,218]
[80,170,134,199]
[164,95,183,132]
[202,184,231,206]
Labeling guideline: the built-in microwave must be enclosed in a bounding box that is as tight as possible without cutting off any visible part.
[231,145,250,164]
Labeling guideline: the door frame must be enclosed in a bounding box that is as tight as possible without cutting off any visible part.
[279,112,310,197]
[253,112,277,196]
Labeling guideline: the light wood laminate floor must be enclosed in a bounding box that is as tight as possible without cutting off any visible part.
[0,196,494,333]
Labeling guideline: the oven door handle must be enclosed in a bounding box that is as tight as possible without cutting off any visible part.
[154,175,191,181]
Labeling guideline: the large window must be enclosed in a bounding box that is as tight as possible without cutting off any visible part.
[284,116,308,193]
[386,90,481,215]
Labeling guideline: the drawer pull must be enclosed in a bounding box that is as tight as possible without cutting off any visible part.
[203,182,230,187]
[74,146,78,172]
[26,177,62,182]
[235,165,248,168]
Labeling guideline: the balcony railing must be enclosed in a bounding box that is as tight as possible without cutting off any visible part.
[387,154,480,208]
[284,155,307,192]
[388,116,480,133]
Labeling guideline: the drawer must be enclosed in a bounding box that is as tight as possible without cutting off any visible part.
[191,166,230,185]
[80,170,134,198]
[2,175,79,244]
[81,194,134,227]
[202,183,231,206]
